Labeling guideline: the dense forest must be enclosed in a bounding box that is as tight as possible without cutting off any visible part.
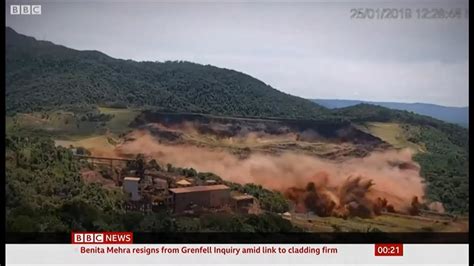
[5,135,299,232]
[6,27,328,119]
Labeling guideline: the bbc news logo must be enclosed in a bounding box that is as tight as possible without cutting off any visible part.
[10,5,42,15]
[71,232,133,244]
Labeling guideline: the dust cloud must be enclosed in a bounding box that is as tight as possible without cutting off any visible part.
[110,130,428,216]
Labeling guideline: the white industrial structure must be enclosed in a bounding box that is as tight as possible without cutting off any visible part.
[123,177,141,201]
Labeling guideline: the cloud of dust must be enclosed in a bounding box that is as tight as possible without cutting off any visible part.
[110,130,428,216]
[428,201,446,214]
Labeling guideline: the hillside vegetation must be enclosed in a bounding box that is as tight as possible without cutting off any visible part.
[6,27,328,119]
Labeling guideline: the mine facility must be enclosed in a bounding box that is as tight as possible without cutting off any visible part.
[169,185,231,213]
[123,177,141,201]
[122,176,256,215]
[231,194,255,213]
[75,154,258,215]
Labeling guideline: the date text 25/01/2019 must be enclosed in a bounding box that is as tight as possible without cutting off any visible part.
[350,8,468,20]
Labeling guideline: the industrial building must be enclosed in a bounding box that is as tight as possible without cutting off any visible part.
[231,194,255,213]
[153,178,168,191]
[231,194,254,207]
[123,177,141,201]
[169,184,231,213]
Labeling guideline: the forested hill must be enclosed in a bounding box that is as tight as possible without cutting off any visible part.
[5,27,328,119]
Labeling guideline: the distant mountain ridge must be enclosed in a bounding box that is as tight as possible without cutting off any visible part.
[311,99,468,127]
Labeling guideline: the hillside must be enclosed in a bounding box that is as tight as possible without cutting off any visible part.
[5,27,469,214]
[312,99,468,127]
[333,104,469,213]
[6,27,328,119]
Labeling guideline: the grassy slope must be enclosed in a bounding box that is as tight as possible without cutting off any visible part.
[5,107,138,158]
[98,107,140,134]
[6,111,102,139]
[7,107,137,135]
[355,122,426,153]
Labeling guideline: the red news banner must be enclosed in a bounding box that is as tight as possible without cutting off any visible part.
[71,232,402,257]
[72,232,133,244]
